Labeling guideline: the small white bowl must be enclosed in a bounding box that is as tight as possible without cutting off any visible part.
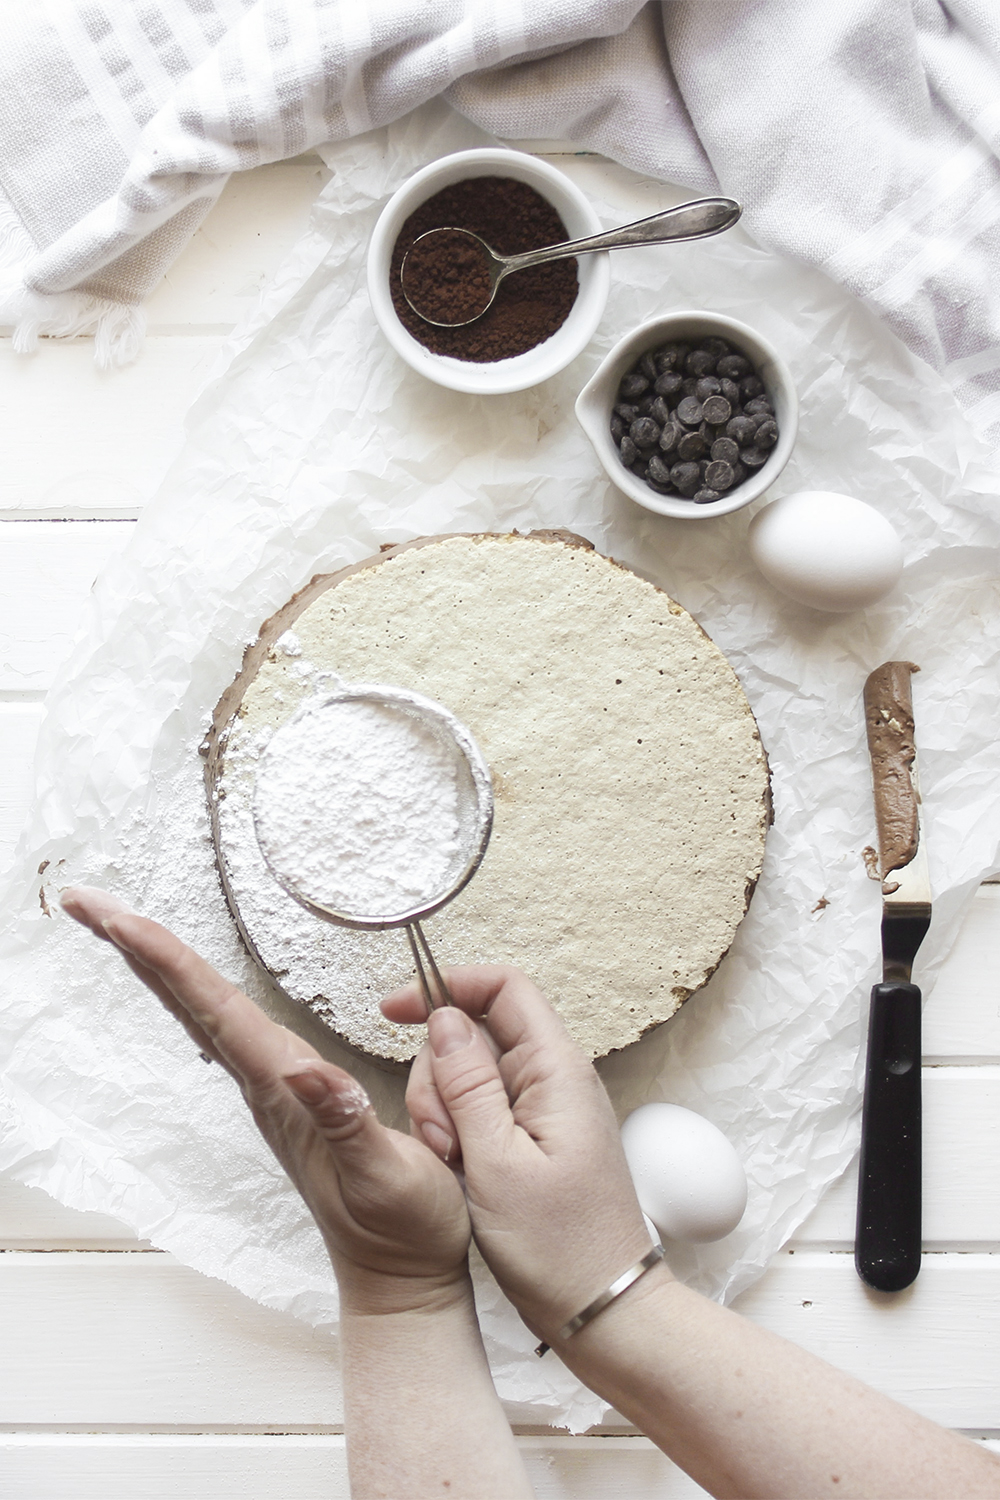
[367,148,610,396]
[576,312,798,520]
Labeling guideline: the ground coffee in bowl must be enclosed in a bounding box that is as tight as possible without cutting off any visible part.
[389,176,579,363]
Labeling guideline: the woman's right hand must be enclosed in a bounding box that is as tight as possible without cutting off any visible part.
[381,966,663,1344]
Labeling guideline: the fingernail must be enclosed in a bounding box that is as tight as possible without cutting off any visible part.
[429,1008,474,1058]
[61,888,134,923]
[285,1066,371,1119]
[421,1120,455,1162]
[284,1068,330,1105]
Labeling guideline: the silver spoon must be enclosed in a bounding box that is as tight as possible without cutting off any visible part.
[400,195,742,327]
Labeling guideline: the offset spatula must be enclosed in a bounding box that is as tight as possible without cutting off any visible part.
[856,661,930,1292]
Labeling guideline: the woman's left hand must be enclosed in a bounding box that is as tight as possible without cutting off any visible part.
[61,887,471,1313]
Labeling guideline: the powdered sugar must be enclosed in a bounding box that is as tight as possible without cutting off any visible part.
[253,695,467,920]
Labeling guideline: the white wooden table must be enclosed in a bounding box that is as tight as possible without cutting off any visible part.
[1,151,998,1499]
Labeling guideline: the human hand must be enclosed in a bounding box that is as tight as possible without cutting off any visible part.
[61,887,471,1313]
[382,966,663,1343]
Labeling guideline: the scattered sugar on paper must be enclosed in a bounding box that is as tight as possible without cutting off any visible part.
[254,697,467,919]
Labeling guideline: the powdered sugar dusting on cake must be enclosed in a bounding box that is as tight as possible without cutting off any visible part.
[254,696,466,920]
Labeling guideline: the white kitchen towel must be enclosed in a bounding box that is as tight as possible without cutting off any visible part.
[2,2,1000,445]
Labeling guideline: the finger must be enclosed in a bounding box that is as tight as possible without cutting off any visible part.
[283,1061,373,1138]
[382,964,515,1024]
[101,911,317,1088]
[282,1062,437,1237]
[425,1007,518,1166]
[405,1041,460,1163]
[61,886,135,940]
[387,964,578,1068]
[62,888,227,1068]
[115,946,229,1069]
[381,981,437,1024]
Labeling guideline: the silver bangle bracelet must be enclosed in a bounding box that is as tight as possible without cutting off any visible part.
[535,1242,665,1357]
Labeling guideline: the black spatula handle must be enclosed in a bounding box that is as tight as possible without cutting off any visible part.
[855,981,922,1292]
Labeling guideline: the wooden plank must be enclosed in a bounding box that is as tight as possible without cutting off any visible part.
[0,1252,997,1430]
[793,1067,1000,1246]
[0,1433,712,1500]
[0,1178,142,1250]
[0,1432,994,1500]
[0,520,133,688]
[924,885,1000,1060]
[0,702,42,876]
[0,1254,344,1427]
[0,342,218,517]
[732,1252,1000,1429]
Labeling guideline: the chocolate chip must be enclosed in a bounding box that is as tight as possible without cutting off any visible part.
[658,419,681,453]
[620,372,650,399]
[686,349,717,377]
[705,459,735,490]
[693,488,722,504]
[726,414,757,445]
[741,375,764,399]
[676,396,703,427]
[630,417,661,449]
[701,395,732,426]
[744,396,773,416]
[620,435,638,465]
[730,460,747,487]
[677,430,706,461]
[755,419,778,448]
[695,376,721,401]
[649,396,671,426]
[703,337,730,357]
[717,354,750,379]
[711,436,739,464]
[638,351,658,382]
[656,343,688,371]
[740,446,769,468]
[720,378,742,406]
[610,415,624,443]
[615,403,639,423]
[653,370,683,398]
[670,461,701,495]
[647,453,674,487]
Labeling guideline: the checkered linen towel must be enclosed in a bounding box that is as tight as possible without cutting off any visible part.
[2,1,999,442]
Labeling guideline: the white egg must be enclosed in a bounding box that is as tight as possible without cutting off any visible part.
[748,490,904,612]
[621,1103,748,1244]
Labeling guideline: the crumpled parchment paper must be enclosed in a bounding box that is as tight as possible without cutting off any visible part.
[2,102,1000,1432]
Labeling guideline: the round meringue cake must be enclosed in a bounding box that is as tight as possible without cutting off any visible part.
[204,531,769,1067]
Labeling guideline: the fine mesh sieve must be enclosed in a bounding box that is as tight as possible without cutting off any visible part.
[252,683,494,1013]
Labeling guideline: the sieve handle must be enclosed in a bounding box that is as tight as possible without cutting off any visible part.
[407,922,455,1015]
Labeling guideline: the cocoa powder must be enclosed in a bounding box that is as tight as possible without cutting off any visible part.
[402,229,494,325]
[389,176,578,363]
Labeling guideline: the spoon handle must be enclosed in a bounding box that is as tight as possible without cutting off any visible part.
[501,197,742,274]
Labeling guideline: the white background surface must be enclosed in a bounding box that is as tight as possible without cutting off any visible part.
[1,151,998,1497]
